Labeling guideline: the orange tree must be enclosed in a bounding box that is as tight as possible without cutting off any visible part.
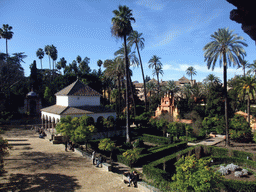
[172,155,221,192]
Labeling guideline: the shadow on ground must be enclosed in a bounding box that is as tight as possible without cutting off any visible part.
[6,151,88,171]
[0,173,81,191]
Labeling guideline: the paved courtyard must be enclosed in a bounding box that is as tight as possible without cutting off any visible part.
[0,128,140,192]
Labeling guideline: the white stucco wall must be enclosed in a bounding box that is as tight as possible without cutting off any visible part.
[41,111,61,123]
[67,96,100,106]
[56,96,69,106]
[56,95,100,106]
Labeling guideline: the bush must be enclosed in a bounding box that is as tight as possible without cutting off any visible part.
[229,114,253,142]
[172,154,221,192]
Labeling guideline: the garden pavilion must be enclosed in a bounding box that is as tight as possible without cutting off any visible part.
[41,79,116,129]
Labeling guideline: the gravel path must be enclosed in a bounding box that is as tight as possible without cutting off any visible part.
[0,128,140,192]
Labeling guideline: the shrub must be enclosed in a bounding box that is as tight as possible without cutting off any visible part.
[122,148,142,167]
[229,114,253,142]
[172,154,221,192]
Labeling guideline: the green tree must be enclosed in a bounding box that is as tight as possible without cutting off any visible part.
[111,5,135,143]
[122,148,141,168]
[56,57,67,74]
[36,48,44,69]
[44,45,52,70]
[50,44,58,72]
[44,86,54,104]
[236,75,256,123]
[55,116,75,138]
[97,59,103,68]
[30,60,39,91]
[148,55,163,94]
[172,155,221,192]
[203,28,247,146]
[128,30,148,110]
[73,123,95,150]
[240,60,249,77]
[229,114,253,142]
[98,138,115,163]
[247,60,256,76]
[186,66,197,81]
[0,24,14,56]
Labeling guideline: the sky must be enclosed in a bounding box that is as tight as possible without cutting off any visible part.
[1,0,256,83]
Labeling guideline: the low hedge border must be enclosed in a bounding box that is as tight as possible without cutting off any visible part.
[136,141,187,166]
[117,141,187,167]
[142,134,170,145]
[142,146,196,191]
[143,146,256,192]
[209,156,256,192]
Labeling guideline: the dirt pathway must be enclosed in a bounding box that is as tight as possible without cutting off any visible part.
[0,128,140,192]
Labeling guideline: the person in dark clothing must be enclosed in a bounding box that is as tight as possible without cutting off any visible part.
[62,135,69,152]
[128,171,138,187]
[96,155,102,167]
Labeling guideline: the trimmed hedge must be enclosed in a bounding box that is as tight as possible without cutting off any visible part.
[143,146,196,191]
[142,134,170,145]
[136,141,187,166]
[117,141,187,167]
[143,145,256,192]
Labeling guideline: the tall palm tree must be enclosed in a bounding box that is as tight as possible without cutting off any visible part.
[104,57,125,115]
[236,75,256,123]
[248,60,256,76]
[50,45,57,71]
[56,57,67,74]
[148,55,163,94]
[186,66,197,81]
[111,5,135,143]
[128,30,148,110]
[240,60,249,77]
[203,28,247,146]
[36,48,44,69]
[44,45,52,70]
[0,24,14,56]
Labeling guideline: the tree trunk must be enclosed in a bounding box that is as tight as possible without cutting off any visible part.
[6,39,8,56]
[128,74,136,117]
[223,53,229,146]
[247,94,250,123]
[135,43,147,111]
[124,35,130,143]
[41,59,43,70]
[118,75,121,115]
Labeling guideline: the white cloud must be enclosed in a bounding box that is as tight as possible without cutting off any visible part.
[136,0,164,10]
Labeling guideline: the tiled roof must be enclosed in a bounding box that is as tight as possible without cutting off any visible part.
[55,80,101,96]
[41,105,115,115]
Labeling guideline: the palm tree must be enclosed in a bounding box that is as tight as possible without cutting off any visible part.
[248,60,256,76]
[165,80,179,98]
[111,5,135,143]
[44,45,52,70]
[240,60,249,77]
[236,75,256,123]
[56,57,67,74]
[50,45,57,71]
[36,48,44,69]
[0,24,14,56]
[148,55,163,94]
[104,57,125,115]
[203,28,248,146]
[128,30,148,110]
[186,66,197,81]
